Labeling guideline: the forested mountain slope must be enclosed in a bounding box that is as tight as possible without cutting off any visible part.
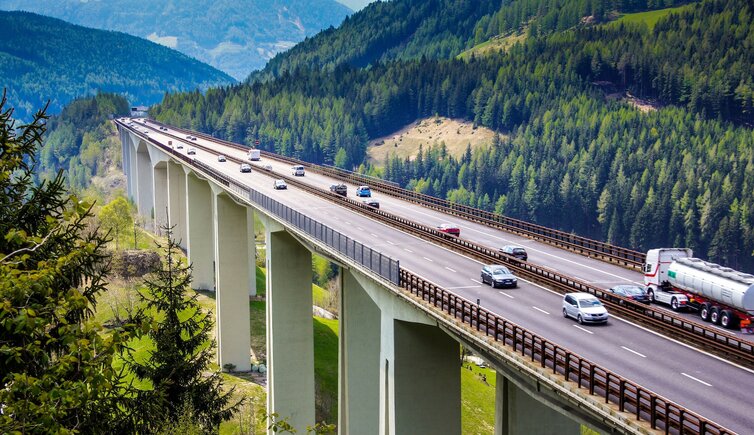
[0,11,233,120]
[0,0,352,80]
[153,0,754,270]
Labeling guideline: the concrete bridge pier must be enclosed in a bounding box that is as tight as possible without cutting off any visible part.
[135,141,153,221]
[340,269,461,435]
[186,172,215,291]
[265,224,315,432]
[211,188,254,372]
[126,133,138,204]
[494,372,581,435]
[167,161,187,249]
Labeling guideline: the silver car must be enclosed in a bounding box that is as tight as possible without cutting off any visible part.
[562,293,608,324]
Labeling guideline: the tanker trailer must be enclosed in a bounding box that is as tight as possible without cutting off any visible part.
[644,248,754,332]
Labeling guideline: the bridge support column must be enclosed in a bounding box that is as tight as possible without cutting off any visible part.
[266,229,315,432]
[136,142,153,221]
[120,129,131,198]
[186,172,215,290]
[167,161,187,249]
[494,372,580,435]
[339,269,381,434]
[126,133,138,202]
[153,163,168,234]
[391,320,461,435]
[212,191,253,372]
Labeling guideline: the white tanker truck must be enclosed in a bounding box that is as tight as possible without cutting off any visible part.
[644,248,754,333]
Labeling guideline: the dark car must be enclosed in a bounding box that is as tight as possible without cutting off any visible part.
[500,245,528,261]
[609,285,650,305]
[363,199,380,209]
[330,184,347,197]
[481,264,517,288]
[437,223,460,237]
[239,163,252,173]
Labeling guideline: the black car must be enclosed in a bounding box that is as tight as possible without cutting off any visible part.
[609,285,650,304]
[480,264,517,288]
[239,163,252,173]
[330,184,347,196]
[500,245,528,261]
[363,199,380,209]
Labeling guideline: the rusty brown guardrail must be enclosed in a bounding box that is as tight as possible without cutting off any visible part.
[142,118,645,270]
[131,119,754,366]
[119,120,734,434]
[400,270,732,435]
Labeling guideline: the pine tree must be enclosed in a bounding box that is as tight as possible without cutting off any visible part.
[0,97,139,432]
[124,227,240,432]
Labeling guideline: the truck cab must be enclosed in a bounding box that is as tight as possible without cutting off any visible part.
[644,248,692,310]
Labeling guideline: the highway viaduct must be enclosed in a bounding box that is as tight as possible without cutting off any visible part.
[117,119,739,434]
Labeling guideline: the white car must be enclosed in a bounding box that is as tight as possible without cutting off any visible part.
[273,179,287,190]
[291,165,305,176]
[263,164,273,171]
[187,147,196,155]
[562,293,608,324]
[217,155,227,162]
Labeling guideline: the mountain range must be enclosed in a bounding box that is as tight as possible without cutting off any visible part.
[0,11,233,121]
[0,0,353,80]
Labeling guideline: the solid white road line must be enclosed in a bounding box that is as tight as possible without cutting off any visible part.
[445,267,457,273]
[573,325,594,334]
[498,291,515,299]
[621,346,647,358]
[681,372,712,387]
[532,306,550,315]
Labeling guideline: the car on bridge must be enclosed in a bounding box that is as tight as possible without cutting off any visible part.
[562,293,608,324]
[362,199,380,209]
[292,165,305,176]
[437,223,460,237]
[608,285,650,305]
[500,245,528,261]
[330,183,348,196]
[273,180,287,190]
[356,186,372,197]
[217,155,227,162]
[187,147,196,155]
[263,164,273,171]
[480,265,517,288]
[240,163,252,173]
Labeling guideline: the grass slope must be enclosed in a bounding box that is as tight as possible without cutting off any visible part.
[610,4,694,30]
[367,117,500,166]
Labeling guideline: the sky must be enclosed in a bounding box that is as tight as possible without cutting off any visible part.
[337,0,375,11]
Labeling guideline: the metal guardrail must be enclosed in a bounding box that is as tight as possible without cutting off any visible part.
[118,121,400,285]
[133,119,754,365]
[142,118,644,269]
[400,270,733,435]
[119,120,733,433]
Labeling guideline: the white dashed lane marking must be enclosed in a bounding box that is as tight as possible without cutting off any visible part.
[681,373,712,387]
[621,346,647,358]
[498,291,515,299]
[573,325,594,334]
[532,306,550,315]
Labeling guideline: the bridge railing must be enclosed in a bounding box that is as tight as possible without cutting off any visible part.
[400,270,733,435]
[125,126,400,285]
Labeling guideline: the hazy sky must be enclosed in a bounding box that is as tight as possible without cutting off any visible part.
[337,0,375,11]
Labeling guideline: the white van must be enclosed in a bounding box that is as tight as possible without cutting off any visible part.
[292,165,305,176]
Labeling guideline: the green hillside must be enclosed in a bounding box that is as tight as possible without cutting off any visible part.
[154,0,754,270]
[610,4,694,30]
[0,11,233,120]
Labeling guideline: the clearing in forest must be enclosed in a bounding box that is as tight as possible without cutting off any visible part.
[367,117,500,166]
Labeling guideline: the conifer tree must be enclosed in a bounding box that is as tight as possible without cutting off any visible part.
[0,96,140,432]
[124,226,240,432]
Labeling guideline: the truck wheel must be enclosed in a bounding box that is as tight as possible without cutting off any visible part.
[710,306,721,324]
[720,310,738,329]
[700,303,711,322]
[670,297,680,311]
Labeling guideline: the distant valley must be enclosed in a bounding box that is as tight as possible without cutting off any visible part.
[0,11,233,121]
[0,0,353,80]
